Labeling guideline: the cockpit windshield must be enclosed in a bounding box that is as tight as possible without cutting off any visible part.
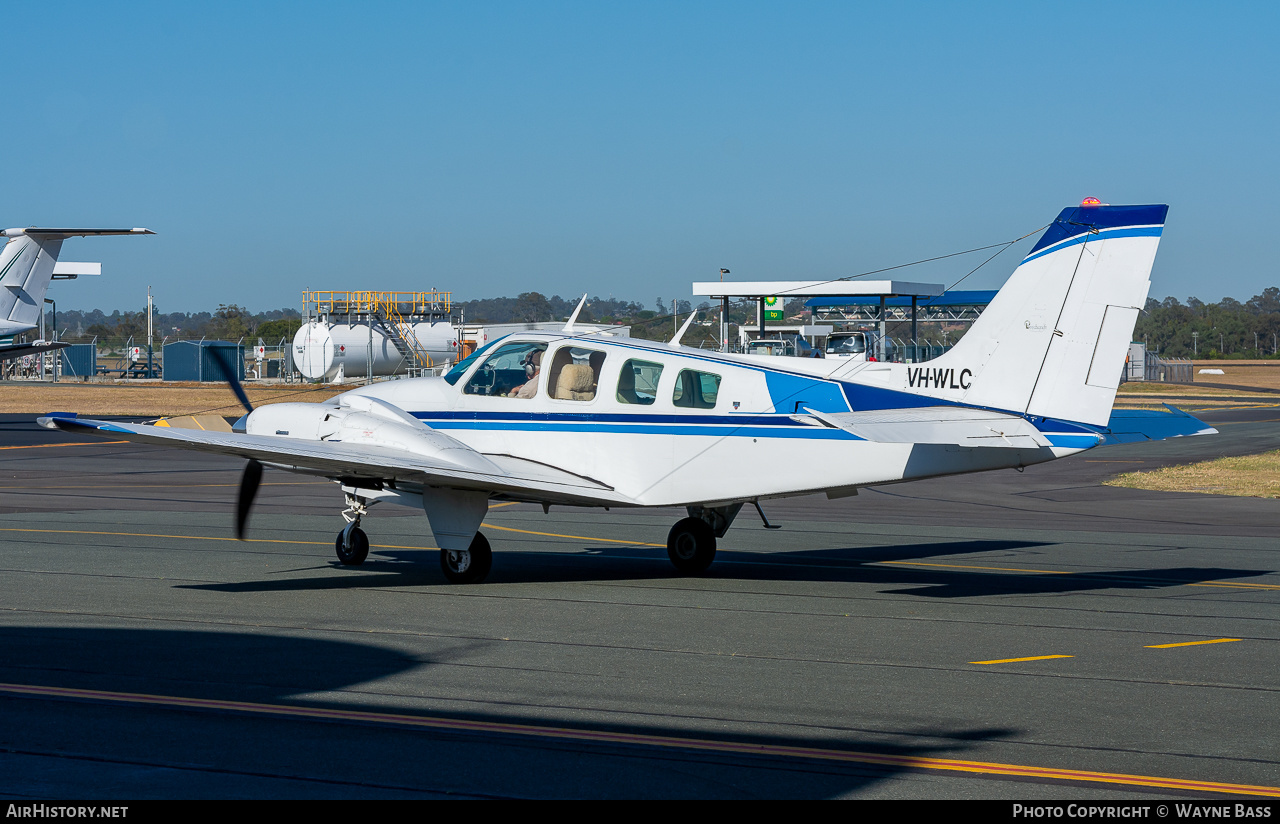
[443,336,507,385]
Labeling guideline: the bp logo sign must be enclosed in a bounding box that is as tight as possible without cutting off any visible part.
[763,296,784,322]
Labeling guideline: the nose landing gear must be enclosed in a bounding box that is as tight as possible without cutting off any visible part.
[335,492,371,566]
[335,521,369,565]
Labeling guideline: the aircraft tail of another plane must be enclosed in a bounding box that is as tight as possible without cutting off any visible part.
[0,228,153,334]
[900,203,1166,427]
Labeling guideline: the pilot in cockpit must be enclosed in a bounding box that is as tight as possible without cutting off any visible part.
[508,349,542,398]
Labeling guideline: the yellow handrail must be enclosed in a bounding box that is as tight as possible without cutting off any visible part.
[302,291,448,368]
[302,290,452,317]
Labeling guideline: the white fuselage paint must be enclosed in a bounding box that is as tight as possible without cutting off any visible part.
[323,332,1084,508]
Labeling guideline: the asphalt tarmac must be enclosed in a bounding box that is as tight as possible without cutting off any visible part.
[0,406,1276,800]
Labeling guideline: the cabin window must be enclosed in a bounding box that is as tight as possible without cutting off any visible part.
[547,346,605,402]
[672,369,721,409]
[463,341,547,398]
[617,359,662,405]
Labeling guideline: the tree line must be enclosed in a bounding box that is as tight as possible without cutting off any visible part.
[52,288,1278,359]
[48,304,303,347]
[1136,287,1280,358]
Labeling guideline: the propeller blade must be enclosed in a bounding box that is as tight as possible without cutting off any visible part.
[208,345,253,415]
[235,459,263,540]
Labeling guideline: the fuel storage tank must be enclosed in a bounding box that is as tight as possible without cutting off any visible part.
[292,319,459,381]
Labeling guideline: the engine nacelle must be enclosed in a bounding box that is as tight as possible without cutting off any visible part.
[242,402,339,440]
[243,397,499,474]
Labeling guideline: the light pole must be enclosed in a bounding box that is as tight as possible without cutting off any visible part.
[1192,331,1198,356]
[718,269,730,353]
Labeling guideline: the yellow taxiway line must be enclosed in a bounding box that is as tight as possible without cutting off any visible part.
[1145,638,1242,648]
[969,655,1074,665]
[0,441,129,450]
[0,681,1274,797]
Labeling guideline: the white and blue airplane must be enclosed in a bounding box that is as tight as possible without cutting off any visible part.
[40,203,1213,583]
[0,227,154,359]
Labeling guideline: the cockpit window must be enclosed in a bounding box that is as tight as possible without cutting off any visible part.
[547,346,605,402]
[462,341,547,398]
[617,359,662,405]
[672,369,720,409]
[443,337,505,385]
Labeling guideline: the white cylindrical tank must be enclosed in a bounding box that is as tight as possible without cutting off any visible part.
[292,320,459,381]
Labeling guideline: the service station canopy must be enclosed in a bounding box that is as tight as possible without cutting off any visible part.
[690,280,945,300]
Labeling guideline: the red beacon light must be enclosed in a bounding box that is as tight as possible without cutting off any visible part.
[1081,197,1104,206]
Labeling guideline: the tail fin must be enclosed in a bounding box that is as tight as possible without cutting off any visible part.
[908,204,1166,426]
[0,228,153,334]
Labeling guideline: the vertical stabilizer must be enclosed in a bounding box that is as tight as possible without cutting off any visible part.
[895,204,1166,426]
[0,234,62,331]
[0,227,154,337]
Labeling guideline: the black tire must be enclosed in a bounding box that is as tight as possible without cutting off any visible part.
[667,517,716,574]
[440,531,493,584]
[335,525,370,566]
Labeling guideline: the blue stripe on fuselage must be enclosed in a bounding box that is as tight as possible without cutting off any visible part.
[415,411,861,439]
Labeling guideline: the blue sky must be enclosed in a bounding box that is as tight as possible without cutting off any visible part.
[6,2,1277,313]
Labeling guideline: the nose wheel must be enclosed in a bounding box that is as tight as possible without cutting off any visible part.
[440,532,493,584]
[335,492,371,566]
[335,521,370,565]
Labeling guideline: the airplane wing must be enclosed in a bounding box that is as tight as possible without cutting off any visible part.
[797,405,1061,449]
[37,414,637,508]
[0,340,70,361]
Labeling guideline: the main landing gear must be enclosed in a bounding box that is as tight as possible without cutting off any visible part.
[332,490,494,583]
[666,503,752,575]
[667,517,716,574]
[440,532,493,585]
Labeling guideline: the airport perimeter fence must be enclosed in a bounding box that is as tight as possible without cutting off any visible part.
[1144,355,1193,383]
[3,334,302,382]
[888,339,955,363]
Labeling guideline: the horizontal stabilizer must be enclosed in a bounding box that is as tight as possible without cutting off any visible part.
[0,340,70,361]
[1090,406,1217,445]
[52,262,101,277]
[2,228,153,238]
[799,405,1056,449]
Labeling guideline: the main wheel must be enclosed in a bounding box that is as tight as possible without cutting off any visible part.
[335,525,370,565]
[440,531,493,584]
[667,517,716,574]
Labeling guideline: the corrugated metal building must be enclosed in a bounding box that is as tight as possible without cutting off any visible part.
[162,341,245,382]
[58,344,97,378]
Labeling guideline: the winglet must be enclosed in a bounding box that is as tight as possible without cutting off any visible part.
[668,311,697,346]
[563,293,588,333]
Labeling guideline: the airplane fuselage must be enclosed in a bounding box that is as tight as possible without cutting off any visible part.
[332,332,1091,508]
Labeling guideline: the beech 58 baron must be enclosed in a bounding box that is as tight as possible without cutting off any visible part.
[0,227,153,360]
[41,203,1213,584]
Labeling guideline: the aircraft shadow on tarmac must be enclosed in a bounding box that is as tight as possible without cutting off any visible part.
[0,626,1019,797]
[176,538,1270,599]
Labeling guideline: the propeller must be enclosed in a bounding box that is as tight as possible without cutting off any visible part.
[208,345,261,540]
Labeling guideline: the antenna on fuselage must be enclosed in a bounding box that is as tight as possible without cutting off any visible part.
[668,311,697,346]
[563,293,588,333]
